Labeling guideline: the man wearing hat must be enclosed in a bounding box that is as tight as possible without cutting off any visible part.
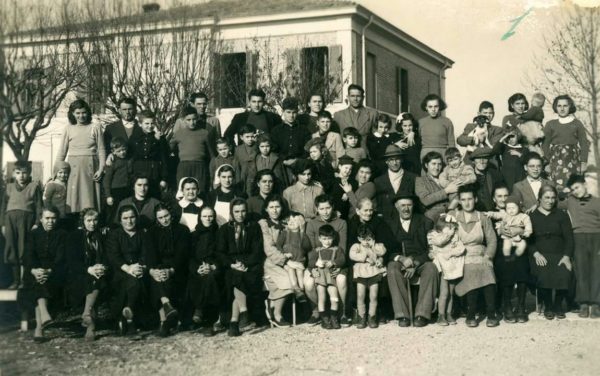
[373,144,417,227]
[386,193,437,327]
[470,147,504,211]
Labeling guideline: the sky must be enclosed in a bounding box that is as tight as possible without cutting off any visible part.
[357,0,568,134]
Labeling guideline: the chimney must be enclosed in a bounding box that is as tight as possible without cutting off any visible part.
[142,3,161,13]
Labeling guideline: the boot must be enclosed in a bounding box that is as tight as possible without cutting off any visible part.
[355,315,367,329]
[320,312,332,330]
[367,315,378,329]
[578,304,590,318]
[330,314,341,329]
[590,304,600,319]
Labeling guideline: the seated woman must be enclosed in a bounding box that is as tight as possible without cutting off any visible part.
[259,195,303,327]
[66,208,108,341]
[216,198,264,336]
[145,204,191,337]
[415,151,457,223]
[450,187,499,328]
[188,205,223,336]
[282,159,324,220]
[173,177,204,232]
[22,206,66,342]
[206,164,247,226]
[107,205,146,336]
[530,185,574,320]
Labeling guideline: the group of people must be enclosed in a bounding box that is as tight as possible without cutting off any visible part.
[1,83,599,343]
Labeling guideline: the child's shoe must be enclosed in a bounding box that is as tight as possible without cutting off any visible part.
[589,304,600,319]
[367,315,378,329]
[330,315,341,329]
[447,314,457,325]
[321,315,332,330]
[228,322,241,337]
[437,314,449,326]
[238,311,250,329]
[356,315,367,329]
[578,304,590,318]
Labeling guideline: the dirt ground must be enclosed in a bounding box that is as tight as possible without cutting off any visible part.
[0,312,599,376]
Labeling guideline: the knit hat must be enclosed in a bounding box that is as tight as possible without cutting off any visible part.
[304,137,324,152]
[505,195,521,207]
[53,161,71,179]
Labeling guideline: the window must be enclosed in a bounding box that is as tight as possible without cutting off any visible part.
[302,47,328,99]
[88,63,112,113]
[21,68,45,111]
[220,53,247,108]
[397,68,409,113]
[365,53,376,108]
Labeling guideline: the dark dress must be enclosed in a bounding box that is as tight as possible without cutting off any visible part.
[144,223,190,309]
[330,177,357,220]
[188,222,222,310]
[399,131,422,176]
[529,208,574,290]
[66,229,108,304]
[19,227,66,310]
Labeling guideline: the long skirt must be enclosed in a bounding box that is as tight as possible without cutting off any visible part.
[4,210,35,264]
[530,252,571,290]
[188,270,223,308]
[66,155,101,213]
[574,233,600,304]
[263,259,293,300]
[455,263,496,297]
[548,144,581,188]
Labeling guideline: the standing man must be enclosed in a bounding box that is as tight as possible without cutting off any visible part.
[104,97,144,155]
[373,145,417,227]
[386,194,437,327]
[224,89,282,145]
[333,84,378,150]
[173,92,222,156]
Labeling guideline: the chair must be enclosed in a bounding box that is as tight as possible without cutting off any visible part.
[263,280,297,327]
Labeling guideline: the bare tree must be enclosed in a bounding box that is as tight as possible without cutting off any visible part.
[72,2,221,136]
[529,5,600,188]
[0,1,85,162]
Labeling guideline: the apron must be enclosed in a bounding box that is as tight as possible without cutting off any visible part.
[455,212,496,296]
[214,198,230,226]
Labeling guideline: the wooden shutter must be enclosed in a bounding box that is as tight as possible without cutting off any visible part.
[328,45,343,103]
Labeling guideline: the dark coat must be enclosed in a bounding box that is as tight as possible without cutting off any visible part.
[103,119,145,155]
[373,170,417,226]
[106,227,145,269]
[224,110,282,145]
[474,167,505,212]
[388,212,433,266]
[66,229,108,299]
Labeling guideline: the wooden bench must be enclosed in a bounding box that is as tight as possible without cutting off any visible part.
[0,289,29,331]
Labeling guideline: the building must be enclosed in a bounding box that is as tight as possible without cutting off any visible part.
[2,0,453,181]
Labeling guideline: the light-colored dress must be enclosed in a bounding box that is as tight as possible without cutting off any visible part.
[428,231,465,280]
[55,123,106,213]
[259,219,294,300]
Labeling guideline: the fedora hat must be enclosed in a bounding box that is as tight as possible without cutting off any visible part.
[383,144,406,159]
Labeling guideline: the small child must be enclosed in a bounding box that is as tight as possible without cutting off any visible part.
[103,137,133,224]
[313,111,345,168]
[520,92,546,123]
[129,110,169,197]
[492,131,526,189]
[275,213,311,301]
[304,138,335,191]
[308,224,345,330]
[349,224,386,329]
[367,114,402,176]
[342,127,367,163]
[233,124,258,195]
[0,161,43,289]
[487,196,532,257]
[439,148,476,209]
[43,161,70,220]
[427,214,465,326]
[253,134,287,190]
[209,138,234,190]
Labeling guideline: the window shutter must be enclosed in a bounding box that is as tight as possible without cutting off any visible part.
[328,45,343,103]
[246,51,259,90]
[212,52,222,109]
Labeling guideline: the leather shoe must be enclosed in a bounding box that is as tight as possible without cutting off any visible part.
[578,304,590,318]
[397,317,410,327]
[590,304,600,319]
[503,309,516,323]
[486,317,500,327]
[466,318,478,328]
[356,315,367,329]
[368,315,379,329]
[413,316,428,327]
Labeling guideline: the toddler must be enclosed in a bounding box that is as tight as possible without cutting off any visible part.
[487,196,532,257]
[521,92,546,123]
[349,225,386,329]
[209,138,234,189]
[427,214,465,325]
[43,161,70,220]
[342,127,367,163]
[276,213,311,301]
[1,161,43,289]
[439,147,476,209]
[308,224,345,330]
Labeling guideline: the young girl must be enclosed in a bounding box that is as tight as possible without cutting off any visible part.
[418,94,455,160]
[542,95,590,189]
[253,134,287,189]
[305,138,335,191]
[491,131,526,189]
[207,165,246,226]
[349,224,386,329]
[175,177,204,232]
[367,114,402,177]
[233,124,258,196]
[439,148,476,209]
[487,196,532,257]
[275,213,311,301]
[395,113,422,175]
[427,214,465,326]
[308,224,345,330]
[313,111,344,168]
[209,138,234,190]
[43,161,70,223]
[502,93,528,132]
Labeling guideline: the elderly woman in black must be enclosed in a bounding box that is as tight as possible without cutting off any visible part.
[529,185,574,320]
[188,205,223,336]
[145,204,190,337]
[66,208,107,341]
[217,198,264,336]
[22,206,66,342]
[107,205,146,336]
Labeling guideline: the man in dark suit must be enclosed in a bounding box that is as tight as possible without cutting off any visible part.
[373,145,417,227]
[333,84,378,150]
[223,88,282,145]
[470,147,505,212]
[104,97,144,155]
[386,194,437,327]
